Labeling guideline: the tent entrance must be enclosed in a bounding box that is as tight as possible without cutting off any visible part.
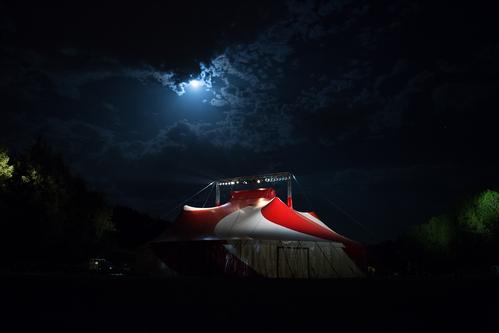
[277,246,310,278]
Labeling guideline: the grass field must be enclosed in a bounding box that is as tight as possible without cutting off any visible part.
[1,274,498,331]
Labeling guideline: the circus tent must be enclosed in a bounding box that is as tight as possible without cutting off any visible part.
[152,173,365,278]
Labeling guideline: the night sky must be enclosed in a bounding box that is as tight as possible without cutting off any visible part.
[2,0,499,243]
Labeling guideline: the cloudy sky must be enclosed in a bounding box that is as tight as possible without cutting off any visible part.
[2,0,499,242]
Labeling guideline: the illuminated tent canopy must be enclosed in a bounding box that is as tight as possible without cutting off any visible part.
[152,172,365,278]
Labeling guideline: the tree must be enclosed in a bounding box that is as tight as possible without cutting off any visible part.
[112,205,167,249]
[403,189,499,273]
[457,190,499,237]
[0,149,14,185]
[408,214,457,263]
[0,139,116,268]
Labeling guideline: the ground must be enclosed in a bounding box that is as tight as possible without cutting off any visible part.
[1,274,498,331]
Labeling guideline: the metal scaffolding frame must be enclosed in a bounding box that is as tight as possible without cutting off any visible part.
[214,171,293,208]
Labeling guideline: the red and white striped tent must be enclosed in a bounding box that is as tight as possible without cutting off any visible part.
[153,173,365,278]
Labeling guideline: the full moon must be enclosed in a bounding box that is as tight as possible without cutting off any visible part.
[189,79,202,88]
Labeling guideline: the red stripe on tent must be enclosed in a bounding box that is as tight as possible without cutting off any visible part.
[261,198,337,241]
[173,205,236,239]
[172,189,274,239]
[307,211,320,219]
[262,198,366,266]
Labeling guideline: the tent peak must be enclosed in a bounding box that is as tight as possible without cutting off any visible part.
[230,188,276,201]
[215,172,294,208]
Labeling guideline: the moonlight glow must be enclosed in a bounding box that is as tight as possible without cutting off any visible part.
[189,79,203,88]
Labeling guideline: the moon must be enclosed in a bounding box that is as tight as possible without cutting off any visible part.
[189,79,203,89]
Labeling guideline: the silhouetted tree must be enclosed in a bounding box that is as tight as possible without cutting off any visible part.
[0,148,14,186]
[457,190,499,236]
[112,205,168,249]
[455,190,499,268]
[0,139,115,270]
[403,189,499,274]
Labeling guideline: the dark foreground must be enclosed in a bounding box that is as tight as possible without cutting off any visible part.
[1,274,498,332]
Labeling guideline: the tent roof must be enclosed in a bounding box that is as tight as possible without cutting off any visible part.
[156,188,364,264]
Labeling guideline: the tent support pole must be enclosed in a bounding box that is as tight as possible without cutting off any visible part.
[215,182,220,206]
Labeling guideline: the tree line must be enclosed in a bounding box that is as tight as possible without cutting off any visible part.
[0,139,167,272]
[369,189,499,276]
